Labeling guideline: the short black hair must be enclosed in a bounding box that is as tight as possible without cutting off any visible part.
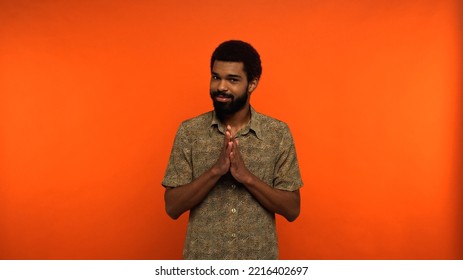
[210,40,262,82]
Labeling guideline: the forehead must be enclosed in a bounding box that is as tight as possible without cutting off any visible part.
[211,60,246,76]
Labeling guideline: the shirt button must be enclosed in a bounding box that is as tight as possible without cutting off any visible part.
[231,208,237,214]
[231,184,236,189]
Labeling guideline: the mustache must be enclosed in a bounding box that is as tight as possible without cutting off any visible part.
[211,91,234,99]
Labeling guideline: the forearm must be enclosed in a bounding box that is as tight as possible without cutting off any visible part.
[242,173,300,222]
[164,167,222,219]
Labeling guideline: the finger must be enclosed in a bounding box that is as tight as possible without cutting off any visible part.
[230,139,237,153]
[223,127,232,148]
[232,138,239,154]
[226,140,233,155]
[227,125,236,139]
[225,130,232,141]
[222,132,229,149]
[226,125,235,140]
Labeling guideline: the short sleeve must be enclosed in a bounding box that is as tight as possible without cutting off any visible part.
[273,125,303,191]
[162,123,193,188]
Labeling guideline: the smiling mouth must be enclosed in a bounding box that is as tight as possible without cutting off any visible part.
[213,93,233,102]
[215,97,231,103]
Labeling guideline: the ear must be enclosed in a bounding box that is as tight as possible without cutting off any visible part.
[248,78,259,93]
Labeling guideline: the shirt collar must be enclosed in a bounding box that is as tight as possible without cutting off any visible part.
[209,106,263,140]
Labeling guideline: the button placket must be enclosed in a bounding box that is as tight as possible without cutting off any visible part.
[228,180,239,241]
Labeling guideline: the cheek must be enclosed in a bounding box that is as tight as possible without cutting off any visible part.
[232,84,247,94]
[209,80,216,89]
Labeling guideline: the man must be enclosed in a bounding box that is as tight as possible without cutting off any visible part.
[162,40,303,259]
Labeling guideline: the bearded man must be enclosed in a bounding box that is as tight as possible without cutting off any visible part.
[162,40,303,260]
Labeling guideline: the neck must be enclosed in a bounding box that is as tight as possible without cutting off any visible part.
[217,105,251,136]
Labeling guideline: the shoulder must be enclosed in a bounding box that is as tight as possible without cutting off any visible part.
[175,111,213,139]
[253,110,291,136]
[180,111,213,128]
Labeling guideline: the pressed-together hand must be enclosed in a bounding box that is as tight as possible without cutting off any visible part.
[212,125,251,183]
[230,138,252,184]
[212,125,234,176]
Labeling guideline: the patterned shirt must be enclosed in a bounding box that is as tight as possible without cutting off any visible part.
[162,107,303,259]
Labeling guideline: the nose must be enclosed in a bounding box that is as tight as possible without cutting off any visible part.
[217,79,228,92]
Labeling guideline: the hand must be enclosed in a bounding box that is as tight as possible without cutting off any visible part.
[211,125,233,176]
[230,138,252,184]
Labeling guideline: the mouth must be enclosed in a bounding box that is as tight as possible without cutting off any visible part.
[213,93,233,103]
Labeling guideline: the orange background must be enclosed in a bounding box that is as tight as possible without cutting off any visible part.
[0,0,461,259]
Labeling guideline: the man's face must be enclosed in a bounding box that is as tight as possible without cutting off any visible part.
[210,60,256,116]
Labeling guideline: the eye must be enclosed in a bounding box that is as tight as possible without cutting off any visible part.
[211,75,219,80]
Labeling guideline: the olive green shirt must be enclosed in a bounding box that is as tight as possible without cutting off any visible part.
[162,107,303,259]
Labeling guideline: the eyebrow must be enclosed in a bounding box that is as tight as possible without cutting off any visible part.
[211,72,243,79]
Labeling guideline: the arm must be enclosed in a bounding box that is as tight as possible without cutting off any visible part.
[241,172,300,222]
[230,138,301,222]
[164,127,234,219]
[164,168,221,219]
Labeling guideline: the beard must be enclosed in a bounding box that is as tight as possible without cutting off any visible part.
[210,89,249,120]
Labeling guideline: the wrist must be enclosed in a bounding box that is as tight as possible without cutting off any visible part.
[209,164,224,178]
[238,171,254,186]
